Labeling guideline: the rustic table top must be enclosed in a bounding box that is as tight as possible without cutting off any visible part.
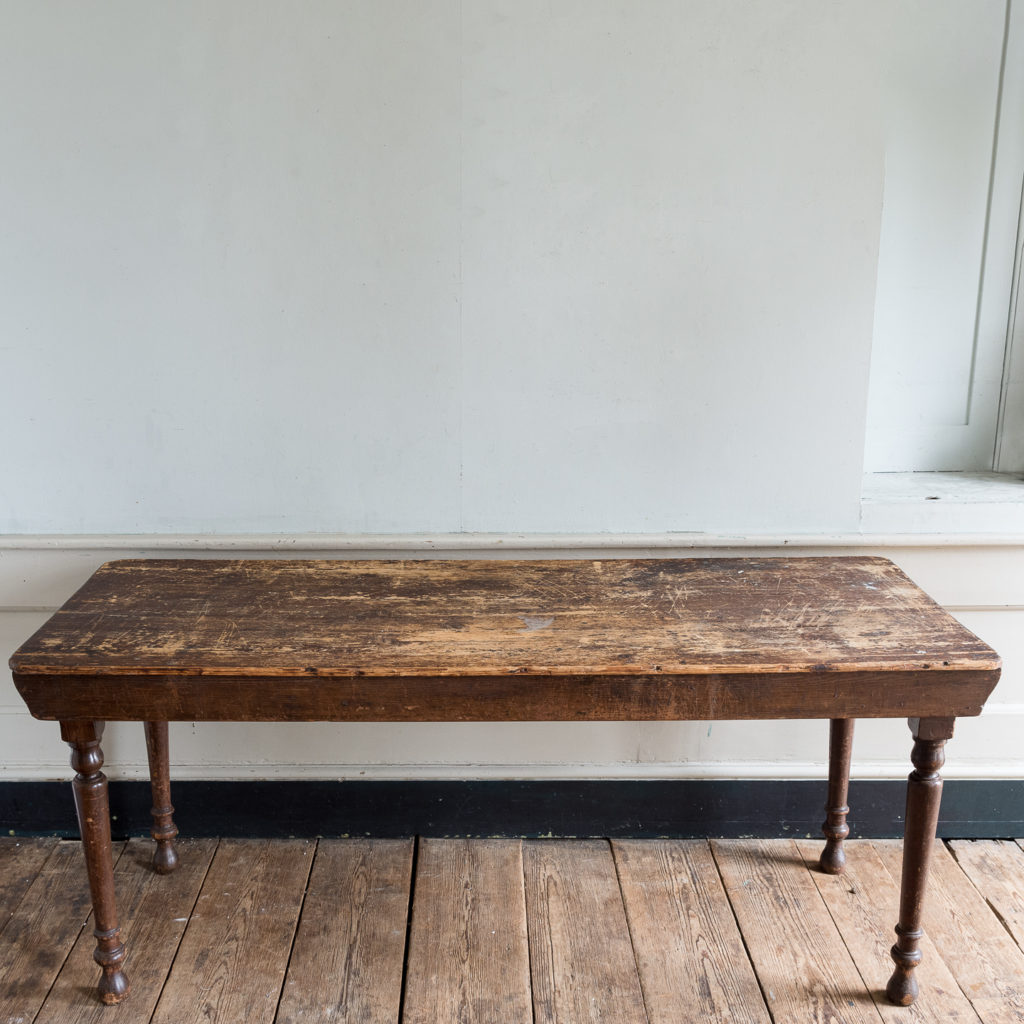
[11,556,999,679]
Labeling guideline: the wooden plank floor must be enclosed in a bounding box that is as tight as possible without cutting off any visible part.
[3,837,1024,1024]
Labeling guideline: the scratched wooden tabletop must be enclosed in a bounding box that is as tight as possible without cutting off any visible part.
[9,557,999,679]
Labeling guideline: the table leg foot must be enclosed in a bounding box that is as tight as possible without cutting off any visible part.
[96,927,131,1004]
[819,717,854,875]
[884,716,953,1006]
[62,720,131,1004]
[144,721,179,874]
[886,926,922,1005]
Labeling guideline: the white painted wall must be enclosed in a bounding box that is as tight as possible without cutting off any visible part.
[1,1,883,536]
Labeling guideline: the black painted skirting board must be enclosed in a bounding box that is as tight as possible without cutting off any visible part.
[2,780,1022,839]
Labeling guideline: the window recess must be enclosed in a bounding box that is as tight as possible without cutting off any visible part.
[865,0,1024,475]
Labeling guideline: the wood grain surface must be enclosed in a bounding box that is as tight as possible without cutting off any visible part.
[874,841,1024,1022]
[711,839,882,1024]
[947,840,1024,952]
[11,557,999,676]
[614,839,770,1024]
[150,839,313,1024]
[3,837,1022,1024]
[0,841,124,1024]
[276,839,413,1024]
[0,838,57,933]
[403,839,532,1024]
[35,838,218,1024]
[524,840,648,1023]
[9,557,1001,724]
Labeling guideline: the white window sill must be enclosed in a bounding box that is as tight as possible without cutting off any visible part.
[861,472,1024,533]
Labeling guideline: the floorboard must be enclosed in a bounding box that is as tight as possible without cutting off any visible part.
[0,837,58,931]
[613,839,770,1024]
[276,839,413,1024]
[3,835,1024,1024]
[712,838,883,1024]
[948,840,1024,954]
[34,838,218,1024]
[149,839,313,1024]
[525,839,649,1024]
[795,839,981,1024]
[403,838,531,1024]
[0,841,123,1024]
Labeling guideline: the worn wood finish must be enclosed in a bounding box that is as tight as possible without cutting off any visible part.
[796,839,982,1023]
[0,837,58,933]
[143,721,179,874]
[62,720,129,1005]
[613,839,771,1024]
[0,841,124,1024]
[35,838,218,1024]
[150,839,313,1024]
[276,839,413,1024]
[524,840,648,1024]
[404,839,532,1024]
[13,666,998,723]
[819,717,855,874]
[711,839,882,1024]
[948,840,1024,952]
[875,840,1024,1021]
[886,717,954,1006]
[10,557,999,719]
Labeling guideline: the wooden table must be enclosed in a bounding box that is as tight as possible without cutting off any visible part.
[9,556,1001,1009]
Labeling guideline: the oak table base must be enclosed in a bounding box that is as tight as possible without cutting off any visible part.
[10,557,1001,1009]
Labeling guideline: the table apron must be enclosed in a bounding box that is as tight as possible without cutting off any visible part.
[14,669,997,723]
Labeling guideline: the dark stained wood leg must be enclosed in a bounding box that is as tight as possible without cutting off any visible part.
[144,720,179,874]
[885,716,954,1006]
[819,717,855,874]
[61,720,130,1005]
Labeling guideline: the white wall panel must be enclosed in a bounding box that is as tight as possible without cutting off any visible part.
[865,0,1010,470]
[0,4,1018,782]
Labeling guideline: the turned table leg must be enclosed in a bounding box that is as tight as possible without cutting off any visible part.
[144,721,179,873]
[819,717,855,874]
[61,720,130,1005]
[885,715,954,1006]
